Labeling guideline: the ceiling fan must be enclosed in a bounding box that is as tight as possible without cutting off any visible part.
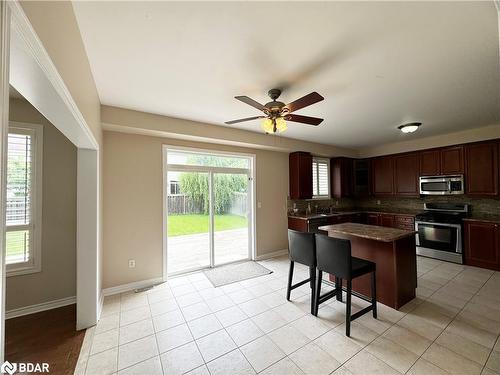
[225,89,324,134]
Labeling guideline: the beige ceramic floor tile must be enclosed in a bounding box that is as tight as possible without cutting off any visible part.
[160,341,204,375]
[240,335,285,372]
[259,357,305,375]
[382,324,432,356]
[366,336,418,373]
[205,349,255,375]
[407,358,451,375]
[289,342,340,375]
[344,350,401,375]
[314,329,363,363]
[422,343,482,375]
[435,331,491,365]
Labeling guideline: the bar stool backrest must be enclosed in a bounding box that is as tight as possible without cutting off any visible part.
[287,229,316,267]
[315,234,352,279]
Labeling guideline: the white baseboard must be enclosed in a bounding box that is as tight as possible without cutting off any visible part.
[102,277,164,297]
[6,296,76,319]
[255,249,288,261]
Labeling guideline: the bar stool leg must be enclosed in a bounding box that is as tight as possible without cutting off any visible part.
[335,276,342,302]
[314,270,322,316]
[286,261,294,301]
[371,270,377,318]
[309,266,316,315]
[346,279,352,337]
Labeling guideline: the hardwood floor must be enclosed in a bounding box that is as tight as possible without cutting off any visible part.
[5,304,85,375]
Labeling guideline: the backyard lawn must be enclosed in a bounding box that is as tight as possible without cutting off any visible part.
[167,214,247,236]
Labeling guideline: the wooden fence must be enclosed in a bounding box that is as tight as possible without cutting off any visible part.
[167,192,247,215]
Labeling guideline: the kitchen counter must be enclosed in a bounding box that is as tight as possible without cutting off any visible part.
[464,215,500,224]
[319,222,417,309]
[288,209,418,221]
[318,223,416,242]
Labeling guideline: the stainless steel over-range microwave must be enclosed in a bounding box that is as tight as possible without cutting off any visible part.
[419,175,464,195]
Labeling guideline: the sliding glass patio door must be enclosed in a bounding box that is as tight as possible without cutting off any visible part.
[165,148,253,275]
[213,172,249,266]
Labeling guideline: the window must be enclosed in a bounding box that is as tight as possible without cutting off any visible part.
[312,157,329,198]
[170,180,180,195]
[6,123,43,276]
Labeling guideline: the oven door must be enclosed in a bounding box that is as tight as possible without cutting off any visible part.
[415,221,463,263]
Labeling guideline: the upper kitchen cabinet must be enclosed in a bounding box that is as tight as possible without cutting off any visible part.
[331,157,353,198]
[394,153,419,196]
[419,149,441,176]
[372,156,394,196]
[353,159,371,196]
[289,152,313,199]
[441,146,464,175]
[465,141,499,196]
[419,146,464,176]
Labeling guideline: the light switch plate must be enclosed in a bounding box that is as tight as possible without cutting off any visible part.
[128,259,136,268]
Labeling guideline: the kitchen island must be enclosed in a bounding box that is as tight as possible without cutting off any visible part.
[318,223,417,309]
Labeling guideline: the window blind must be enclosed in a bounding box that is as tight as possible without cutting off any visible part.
[6,132,32,265]
[313,158,329,197]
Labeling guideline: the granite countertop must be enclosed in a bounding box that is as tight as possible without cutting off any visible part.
[463,214,500,224]
[288,209,419,221]
[318,223,416,242]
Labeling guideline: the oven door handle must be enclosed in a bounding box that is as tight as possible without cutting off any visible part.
[415,221,462,229]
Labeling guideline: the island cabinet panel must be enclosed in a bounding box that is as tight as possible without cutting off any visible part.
[394,153,419,196]
[288,217,308,232]
[419,149,441,176]
[464,221,500,271]
[465,142,499,196]
[372,156,394,196]
[440,146,464,175]
[289,152,313,199]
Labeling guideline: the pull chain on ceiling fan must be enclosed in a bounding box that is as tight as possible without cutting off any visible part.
[225,89,324,134]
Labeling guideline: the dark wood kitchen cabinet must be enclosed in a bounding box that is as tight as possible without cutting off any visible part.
[379,214,395,228]
[440,146,464,175]
[365,213,396,228]
[289,152,313,199]
[465,142,499,196]
[394,153,419,196]
[353,159,371,196]
[419,146,464,176]
[419,149,441,176]
[372,156,394,196]
[464,221,500,271]
[331,157,353,198]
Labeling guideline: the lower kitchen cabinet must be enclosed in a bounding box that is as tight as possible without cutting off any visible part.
[464,221,500,271]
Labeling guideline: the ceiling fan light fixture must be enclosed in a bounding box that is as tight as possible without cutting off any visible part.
[275,117,287,133]
[261,118,274,133]
[398,122,421,134]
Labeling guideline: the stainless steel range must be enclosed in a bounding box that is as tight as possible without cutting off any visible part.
[415,202,469,264]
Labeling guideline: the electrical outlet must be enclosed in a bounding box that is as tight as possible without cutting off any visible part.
[257,201,262,208]
[128,259,136,268]
[376,200,381,205]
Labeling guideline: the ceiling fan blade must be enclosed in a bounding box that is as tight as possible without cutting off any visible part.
[286,114,323,126]
[235,96,267,112]
[225,116,265,125]
[285,92,324,113]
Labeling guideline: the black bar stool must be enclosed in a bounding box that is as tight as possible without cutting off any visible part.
[313,233,377,337]
[287,229,317,314]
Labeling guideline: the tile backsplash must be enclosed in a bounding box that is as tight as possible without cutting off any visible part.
[288,195,500,216]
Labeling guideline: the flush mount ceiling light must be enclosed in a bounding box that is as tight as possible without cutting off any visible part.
[398,122,422,134]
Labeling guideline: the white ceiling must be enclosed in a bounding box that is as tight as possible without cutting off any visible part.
[73,1,500,148]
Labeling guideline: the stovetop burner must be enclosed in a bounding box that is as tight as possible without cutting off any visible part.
[415,202,469,224]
